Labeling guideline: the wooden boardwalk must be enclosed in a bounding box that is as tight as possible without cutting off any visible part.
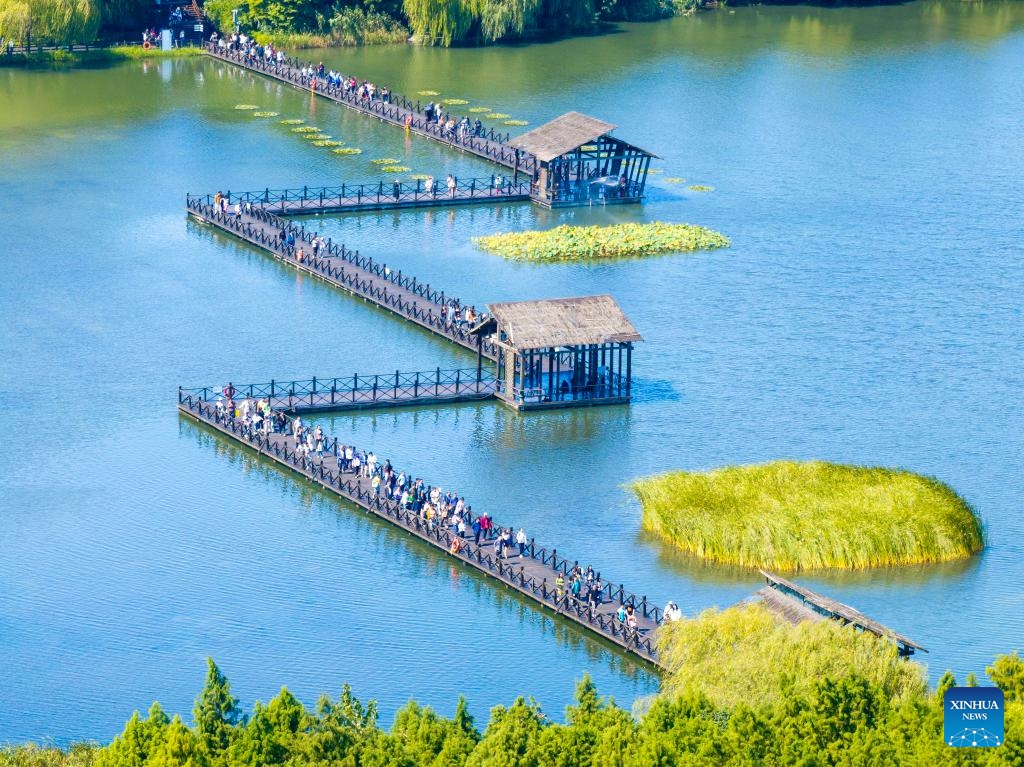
[182,368,498,414]
[206,44,537,176]
[187,197,498,360]
[193,178,530,216]
[178,391,665,667]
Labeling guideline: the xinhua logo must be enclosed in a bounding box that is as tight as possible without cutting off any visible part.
[944,686,1004,747]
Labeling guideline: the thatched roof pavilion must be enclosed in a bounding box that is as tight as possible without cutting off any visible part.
[509,112,657,207]
[472,295,641,410]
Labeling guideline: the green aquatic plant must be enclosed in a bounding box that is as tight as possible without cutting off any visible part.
[292,126,320,133]
[688,184,714,192]
[332,147,362,155]
[632,460,985,571]
[503,119,528,126]
[646,168,663,173]
[473,222,730,262]
[279,119,304,125]
[381,165,411,173]
[468,106,491,113]
[409,174,432,181]
[313,140,344,147]
[486,113,510,119]
[664,177,686,183]
[442,98,469,105]
[233,104,259,110]
[417,90,440,96]
[371,157,401,164]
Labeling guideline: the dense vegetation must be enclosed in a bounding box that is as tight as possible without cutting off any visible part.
[633,460,985,570]
[473,222,730,261]
[0,0,682,51]
[2,644,1022,767]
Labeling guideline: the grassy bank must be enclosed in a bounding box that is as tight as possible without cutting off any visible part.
[658,603,927,708]
[0,46,204,68]
[633,460,984,570]
[472,222,730,262]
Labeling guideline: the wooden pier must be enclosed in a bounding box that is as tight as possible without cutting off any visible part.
[206,44,537,176]
[177,389,665,667]
[187,196,499,360]
[754,571,926,657]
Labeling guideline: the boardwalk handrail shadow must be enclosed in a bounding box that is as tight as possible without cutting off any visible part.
[178,391,664,664]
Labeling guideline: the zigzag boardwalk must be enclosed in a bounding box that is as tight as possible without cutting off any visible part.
[206,44,537,175]
[187,196,498,359]
[178,390,665,667]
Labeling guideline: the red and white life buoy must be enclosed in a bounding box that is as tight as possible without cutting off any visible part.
[142,41,152,50]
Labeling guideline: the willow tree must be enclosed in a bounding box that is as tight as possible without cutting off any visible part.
[402,0,477,46]
[0,0,100,50]
[477,0,541,42]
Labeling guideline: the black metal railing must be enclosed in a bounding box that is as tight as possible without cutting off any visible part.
[178,394,663,659]
[195,178,530,214]
[186,197,498,358]
[204,43,537,174]
[180,368,497,410]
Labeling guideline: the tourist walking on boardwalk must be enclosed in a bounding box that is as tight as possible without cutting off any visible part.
[446,174,457,197]
[472,515,482,545]
[663,600,682,622]
[516,527,527,556]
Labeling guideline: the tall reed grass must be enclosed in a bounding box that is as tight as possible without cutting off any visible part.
[658,603,929,708]
[633,460,983,570]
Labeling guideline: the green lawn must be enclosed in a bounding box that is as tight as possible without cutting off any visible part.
[632,460,983,570]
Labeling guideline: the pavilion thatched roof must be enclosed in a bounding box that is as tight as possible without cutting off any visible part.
[510,112,618,163]
[484,295,642,350]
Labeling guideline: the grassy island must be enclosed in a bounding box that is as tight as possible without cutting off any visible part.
[472,222,730,262]
[632,460,984,570]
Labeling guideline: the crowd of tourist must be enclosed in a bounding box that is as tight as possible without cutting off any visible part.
[210,31,511,149]
[204,384,678,634]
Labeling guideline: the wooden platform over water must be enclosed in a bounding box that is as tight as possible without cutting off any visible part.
[754,571,926,657]
[187,196,498,360]
[178,390,665,667]
[182,368,498,414]
[206,45,537,175]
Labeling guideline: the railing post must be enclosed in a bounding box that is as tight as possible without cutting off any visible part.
[353,373,358,402]
[373,375,378,401]
[435,367,440,395]
[455,369,460,392]
[394,370,399,398]
[414,372,419,397]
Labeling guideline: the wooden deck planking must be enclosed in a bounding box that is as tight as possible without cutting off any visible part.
[206,45,537,175]
[187,199,498,359]
[178,394,664,667]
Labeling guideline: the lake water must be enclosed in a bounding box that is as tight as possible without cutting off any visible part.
[2,0,1023,743]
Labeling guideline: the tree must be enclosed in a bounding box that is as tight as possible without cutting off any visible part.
[0,0,100,50]
[465,698,545,767]
[987,651,1024,703]
[193,659,241,756]
[148,716,210,767]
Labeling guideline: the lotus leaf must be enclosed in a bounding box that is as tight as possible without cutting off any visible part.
[292,126,320,133]
[409,174,431,181]
[688,185,714,192]
[486,113,510,119]
[280,119,304,125]
[371,158,401,164]
[442,98,469,105]
[468,107,491,113]
[234,104,259,110]
[252,111,279,117]
[664,177,686,183]
[332,148,362,155]
[380,165,411,173]
[417,90,440,96]
[503,120,528,126]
